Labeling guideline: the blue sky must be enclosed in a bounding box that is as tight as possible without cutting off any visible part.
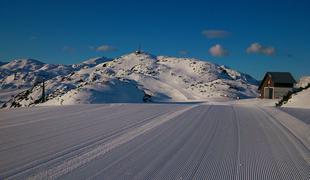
[0,0,309,79]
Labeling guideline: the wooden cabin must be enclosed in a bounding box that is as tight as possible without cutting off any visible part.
[258,72,296,99]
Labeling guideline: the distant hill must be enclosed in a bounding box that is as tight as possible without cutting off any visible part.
[2,52,259,108]
[0,57,109,89]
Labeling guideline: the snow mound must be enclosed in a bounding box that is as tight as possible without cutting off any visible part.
[44,79,146,105]
[296,76,310,88]
[282,88,310,109]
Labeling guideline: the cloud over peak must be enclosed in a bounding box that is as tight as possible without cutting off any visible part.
[209,44,229,57]
[95,45,117,52]
[202,29,230,39]
[246,42,276,56]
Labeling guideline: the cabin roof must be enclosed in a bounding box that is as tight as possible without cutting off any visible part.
[258,72,296,90]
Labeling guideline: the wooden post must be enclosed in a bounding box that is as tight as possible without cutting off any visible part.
[42,79,45,103]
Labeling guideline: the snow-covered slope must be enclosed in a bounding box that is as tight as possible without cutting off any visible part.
[44,79,145,105]
[0,59,74,89]
[280,76,310,109]
[2,52,259,108]
[296,76,310,88]
[0,89,26,107]
[72,57,111,69]
[282,88,310,108]
[0,57,109,90]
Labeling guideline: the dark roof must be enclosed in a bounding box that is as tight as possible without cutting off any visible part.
[258,72,296,90]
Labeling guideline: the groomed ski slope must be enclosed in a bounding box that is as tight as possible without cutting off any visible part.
[0,103,309,179]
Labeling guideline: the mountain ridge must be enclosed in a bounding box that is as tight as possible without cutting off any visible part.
[0,57,110,89]
[1,52,259,108]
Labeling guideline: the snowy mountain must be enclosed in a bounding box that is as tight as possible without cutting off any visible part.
[72,57,111,69]
[0,59,74,89]
[0,57,109,90]
[2,52,259,108]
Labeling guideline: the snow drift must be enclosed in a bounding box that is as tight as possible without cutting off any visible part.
[282,88,310,109]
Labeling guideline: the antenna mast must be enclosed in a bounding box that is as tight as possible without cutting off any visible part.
[135,44,142,54]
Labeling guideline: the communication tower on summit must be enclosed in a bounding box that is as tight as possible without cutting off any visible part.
[135,44,142,54]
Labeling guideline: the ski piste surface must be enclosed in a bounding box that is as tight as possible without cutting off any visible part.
[0,103,309,179]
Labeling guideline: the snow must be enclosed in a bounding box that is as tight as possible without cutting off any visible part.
[72,57,111,69]
[1,52,260,108]
[262,106,310,150]
[279,107,310,124]
[228,98,278,107]
[1,59,44,71]
[0,57,108,90]
[0,59,74,89]
[282,88,310,108]
[0,103,308,179]
[296,76,310,88]
[0,89,26,106]
[43,79,145,105]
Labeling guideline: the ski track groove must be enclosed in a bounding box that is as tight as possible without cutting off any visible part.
[237,106,281,180]
[254,108,288,180]
[232,106,241,179]
[1,105,187,178]
[0,106,172,174]
[21,105,195,180]
[187,106,221,180]
[4,109,171,178]
[192,106,236,180]
[87,105,208,180]
[161,106,215,180]
[0,105,117,128]
[1,104,309,180]
[0,105,167,151]
[141,106,212,180]
[257,107,310,180]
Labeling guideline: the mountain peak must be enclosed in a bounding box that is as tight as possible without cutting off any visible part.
[12,58,44,64]
[1,58,45,71]
[119,51,157,61]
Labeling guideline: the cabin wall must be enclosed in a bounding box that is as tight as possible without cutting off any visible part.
[259,73,296,99]
[260,76,273,98]
[274,87,293,99]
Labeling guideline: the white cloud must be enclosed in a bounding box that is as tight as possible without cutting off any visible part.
[209,44,229,57]
[202,30,230,39]
[246,42,276,56]
[95,45,117,52]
